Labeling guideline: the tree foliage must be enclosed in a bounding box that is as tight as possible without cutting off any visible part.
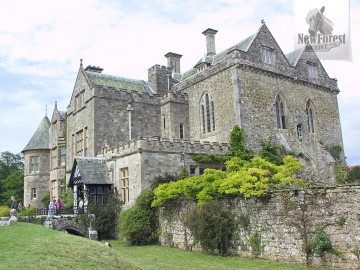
[349,167,360,182]
[87,191,121,240]
[0,151,24,204]
[0,170,24,205]
[119,189,158,245]
[152,155,305,207]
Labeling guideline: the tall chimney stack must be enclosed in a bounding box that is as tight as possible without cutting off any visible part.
[164,52,182,73]
[202,28,218,57]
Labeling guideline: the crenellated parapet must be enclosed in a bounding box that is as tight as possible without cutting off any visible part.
[160,91,188,105]
[101,136,229,160]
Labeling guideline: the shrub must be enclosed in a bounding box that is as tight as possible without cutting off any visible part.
[18,206,36,218]
[118,189,158,245]
[310,228,333,256]
[249,232,265,258]
[87,191,121,240]
[40,191,50,208]
[184,201,236,256]
[0,205,10,217]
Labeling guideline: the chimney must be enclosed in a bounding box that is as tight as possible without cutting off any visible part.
[202,28,218,56]
[164,52,182,73]
[84,65,104,73]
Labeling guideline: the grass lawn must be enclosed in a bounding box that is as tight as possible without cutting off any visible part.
[0,223,333,270]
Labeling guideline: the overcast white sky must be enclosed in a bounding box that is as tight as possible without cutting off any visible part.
[0,0,359,166]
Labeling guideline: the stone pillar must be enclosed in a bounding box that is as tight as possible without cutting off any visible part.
[88,214,98,240]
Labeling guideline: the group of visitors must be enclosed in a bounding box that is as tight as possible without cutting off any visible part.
[48,199,64,216]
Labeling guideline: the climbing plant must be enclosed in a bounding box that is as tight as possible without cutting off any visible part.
[152,155,305,207]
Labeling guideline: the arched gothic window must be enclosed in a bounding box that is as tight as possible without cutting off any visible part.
[306,100,315,133]
[275,94,286,129]
[200,92,215,134]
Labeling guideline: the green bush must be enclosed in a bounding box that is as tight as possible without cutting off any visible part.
[310,228,333,256]
[18,206,36,218]
[87,191,121,240]
[0,205,10,217]
[118,189,158,245]
[184,201,236,256]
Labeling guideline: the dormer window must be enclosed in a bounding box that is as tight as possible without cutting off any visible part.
[307,62,318,78]
[197,64,207,72]
[261,46,275,64]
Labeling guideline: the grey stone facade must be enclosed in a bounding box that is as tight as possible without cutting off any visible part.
[159,186,360,270]
[23,22,344,207]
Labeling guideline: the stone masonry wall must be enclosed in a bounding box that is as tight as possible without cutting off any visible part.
[23,149,50,208]
[159,185,360,270]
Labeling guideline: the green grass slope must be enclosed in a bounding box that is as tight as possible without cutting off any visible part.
[0,223,333,270]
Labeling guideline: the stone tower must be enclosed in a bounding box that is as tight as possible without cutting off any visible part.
[22,116,50,208]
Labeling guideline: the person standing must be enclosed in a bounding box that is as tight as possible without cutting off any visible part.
[55,199,64,216]
[10,196,19,210]
[48,200,55,216]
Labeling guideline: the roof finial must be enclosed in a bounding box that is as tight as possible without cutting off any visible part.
[80,58,83,67]
[55,101,57,109]
[261,19,265,24]
[45,104,47,117]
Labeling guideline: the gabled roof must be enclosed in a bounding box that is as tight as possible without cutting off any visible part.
[176,27,259,83]
[85,70,155,95]
[23,116,50,152]
[51,102,65,123]
[68,157,111,187]
[286,47,305,66]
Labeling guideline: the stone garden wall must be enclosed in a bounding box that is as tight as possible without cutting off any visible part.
[159,185,360,270]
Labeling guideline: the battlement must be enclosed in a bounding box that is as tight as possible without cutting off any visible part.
[161,91,188,104]
[101,136,229,160]
[148,64,167,73]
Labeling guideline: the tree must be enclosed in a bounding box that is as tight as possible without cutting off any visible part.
[349,167,360,182]
[0,151,24,180]
[0,151,24,205]
[0,170,24,205]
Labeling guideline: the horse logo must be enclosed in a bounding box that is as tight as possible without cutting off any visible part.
[306,6,333,36]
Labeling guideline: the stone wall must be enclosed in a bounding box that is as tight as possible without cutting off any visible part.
[159,185,360,270]
[23,149,50,208]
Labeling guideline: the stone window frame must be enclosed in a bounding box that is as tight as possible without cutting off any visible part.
[179,123,184,139]
[305,99,316,133]
[120,168,129,203]
[306,61,318,78]
[200,92,216,135]
[274,93,288,130]
[60,146,66,166]
[30,156,40,173]
[31,188,37,199]
[74,89,85,111]
[261,45,276,65]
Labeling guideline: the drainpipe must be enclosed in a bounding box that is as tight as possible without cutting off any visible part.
[127,103,133,141]
[112,157,116,194]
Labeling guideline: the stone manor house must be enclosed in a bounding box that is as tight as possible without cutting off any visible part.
[22,22,344,209]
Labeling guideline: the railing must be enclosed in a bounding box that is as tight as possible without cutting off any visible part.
[36,208,75,215]
[35,207,88,215]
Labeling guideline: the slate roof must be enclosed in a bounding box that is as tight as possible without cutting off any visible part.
[68,157,111,187]
[176,33,256,83]
[85,70,155,95]
[23,116,50,152]
[286,47,305,66]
